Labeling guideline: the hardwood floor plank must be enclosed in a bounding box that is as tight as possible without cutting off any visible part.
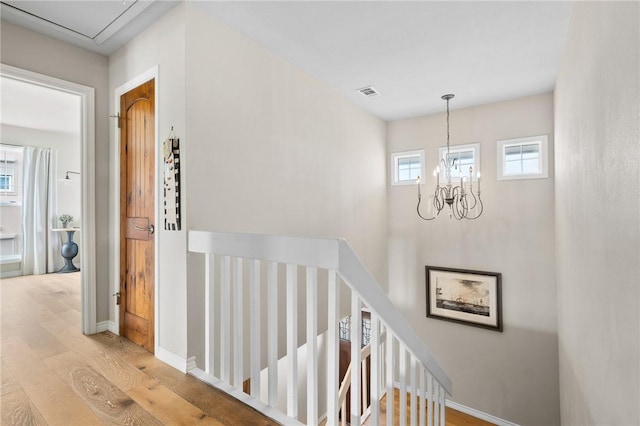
[1,359,22,396]
[69,365,162,425]
[127,378,223,425]
[1,387,47,426]
[44,349,148,394]
[8,360,104,425]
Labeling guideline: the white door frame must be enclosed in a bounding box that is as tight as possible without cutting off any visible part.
[113,66,159,354]
[1,63,97,334]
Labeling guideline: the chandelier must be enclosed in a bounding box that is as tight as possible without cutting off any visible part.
[416,94,483,220]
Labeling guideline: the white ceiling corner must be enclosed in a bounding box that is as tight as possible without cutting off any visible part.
[0,0,179,56]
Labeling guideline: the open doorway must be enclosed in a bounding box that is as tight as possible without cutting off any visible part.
[0,64,97,334]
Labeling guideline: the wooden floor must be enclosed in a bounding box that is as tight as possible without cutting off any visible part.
[0,273,277,425]
[1,273,493,426]
[362,389,495,426]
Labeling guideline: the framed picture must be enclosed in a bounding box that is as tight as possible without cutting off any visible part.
[426,266,502,332]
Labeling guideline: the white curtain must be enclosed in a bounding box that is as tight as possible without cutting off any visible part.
[22,147,61,275]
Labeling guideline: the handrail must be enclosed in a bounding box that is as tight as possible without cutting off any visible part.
[189,230,452,395]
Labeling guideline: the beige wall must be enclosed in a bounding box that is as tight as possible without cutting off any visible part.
[387,93,558,425]
[183,2,388,368]
[555,2,640,424]
[1,21,109,320]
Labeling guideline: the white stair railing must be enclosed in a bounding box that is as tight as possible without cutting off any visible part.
[188,230,452,426]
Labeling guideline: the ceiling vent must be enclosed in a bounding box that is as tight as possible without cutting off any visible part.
[356,86,380,97]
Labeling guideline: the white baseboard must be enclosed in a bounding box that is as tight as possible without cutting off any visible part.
[156,346,194,373]
[446,400,519,426]
[186,356,197,372]
[96,320,118,334]
[392,381,518,426]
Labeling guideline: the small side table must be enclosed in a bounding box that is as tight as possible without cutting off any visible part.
[52,228,80,273]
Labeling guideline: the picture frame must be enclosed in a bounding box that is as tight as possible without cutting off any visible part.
[426,266,503,332]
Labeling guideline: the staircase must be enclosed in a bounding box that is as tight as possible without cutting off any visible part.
[188,230,451,425]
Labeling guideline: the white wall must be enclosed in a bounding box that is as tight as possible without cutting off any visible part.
[1,21,109,320]
[183,2,388,368]
[387,93,558,425]
[555,3,640,425]
[109,3,187,359]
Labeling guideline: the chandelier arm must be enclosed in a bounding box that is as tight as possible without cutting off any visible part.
[434,187,445,211]
[464,195,484,220]
[416,194,437,220]
[452,195,465,220]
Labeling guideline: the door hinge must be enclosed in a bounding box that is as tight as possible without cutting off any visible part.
[113,291,121,305]
[110,113,121,128]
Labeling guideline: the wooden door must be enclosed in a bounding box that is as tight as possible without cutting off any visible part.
[119,79,155,352]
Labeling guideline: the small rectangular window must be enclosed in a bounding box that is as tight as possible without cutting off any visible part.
[437,143,480,181]
[0,160,16,193]
[497,135,548,180]
[391,150,425,186]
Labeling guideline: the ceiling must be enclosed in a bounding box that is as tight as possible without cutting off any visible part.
[0,0,178,56]
[0,1,574,121]
[1,76,80,134]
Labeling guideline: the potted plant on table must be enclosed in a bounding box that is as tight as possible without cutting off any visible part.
[59,214,74,228]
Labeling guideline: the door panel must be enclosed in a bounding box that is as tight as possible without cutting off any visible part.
[119,79,155,353]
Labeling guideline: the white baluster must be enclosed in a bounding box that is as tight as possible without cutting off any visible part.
[249,259,261,398]
[386,334,394,426]
[350,294,361,426]
[439,384,445,426]
[433,379,439,426]
[286,264,298,419]
[410,354,417,426]
[233,257,243,388]
[327,270,339,426]
[419,367,426,426]
[306,267,318,425]
[399,344,407,426]
[221,256,231,384]
[267,261,278,407]
[370,314,380,425]
[204,253,215,375]
[427,372,433,426]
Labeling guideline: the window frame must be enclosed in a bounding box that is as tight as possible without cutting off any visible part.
[390,149,425,186]
[497,135,549,180]
[437,142,481,182]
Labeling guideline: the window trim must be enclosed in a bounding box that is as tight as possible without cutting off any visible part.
[497,135,549,180]
[391,149,425,186]
[437,142,481,181]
